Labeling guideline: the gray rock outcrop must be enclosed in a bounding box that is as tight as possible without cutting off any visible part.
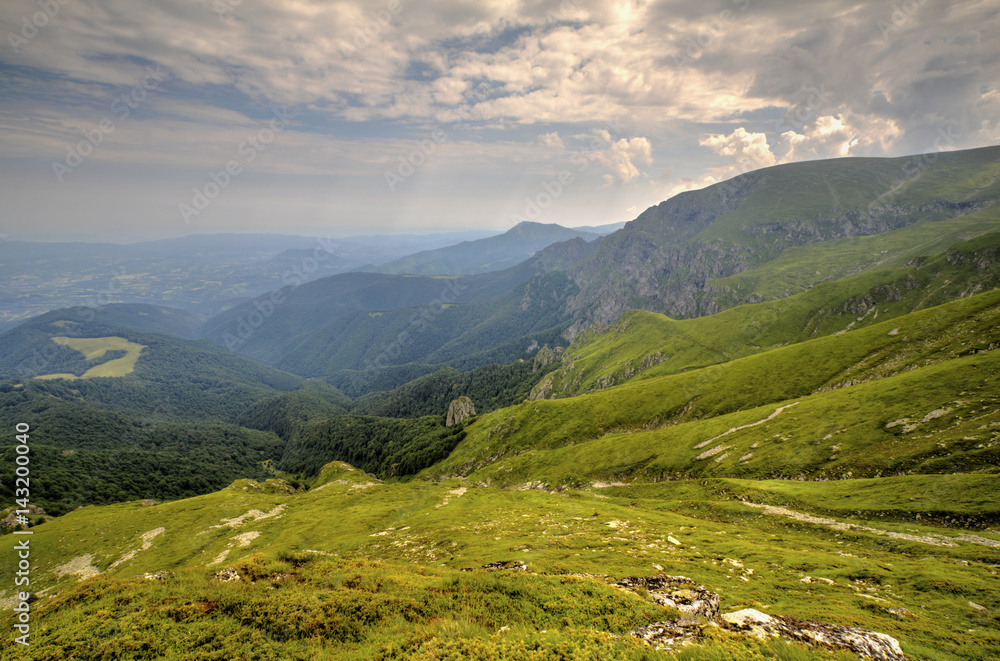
[619,575,911,660]
[718,608,910,661]
[446,396,476,427]
[615,575,720,618]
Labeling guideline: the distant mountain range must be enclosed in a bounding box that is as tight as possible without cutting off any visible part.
[6,144,1000,661]
[2,143,1000,515]
[376,221,601,275]
[0,229,502,327]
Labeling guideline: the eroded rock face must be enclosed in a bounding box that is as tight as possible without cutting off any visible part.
[614,575,721,618]
[0,504,45,530]
[618,576,911,661]
[481,560,527,572]
[630,616,704,651]
[213,567,242,582]
[718,608,910,661]
[446,396,476,427]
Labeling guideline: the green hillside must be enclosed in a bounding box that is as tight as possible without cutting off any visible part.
[426,287,1000,486]
[533,228,1000,399]
[235,380,352,441]
[7,146,1000,660]
[3,466,997,659]
[708,207,1000,303]
[565,145,1000,328]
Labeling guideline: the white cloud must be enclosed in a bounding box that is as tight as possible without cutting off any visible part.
[590,130,652,184]
[700,127,777,169]
[539,131,564,150]
[1,0,998,236]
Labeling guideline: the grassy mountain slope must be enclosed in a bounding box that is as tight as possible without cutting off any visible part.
[565,146,1000,329]
[708,206,1000,304]
[536,229,1000,398]
[425,287,1000,486]
[3,467,997,659]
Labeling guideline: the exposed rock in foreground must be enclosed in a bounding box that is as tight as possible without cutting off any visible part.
[212,567,242,582]
[718,608,910,661]
[620,576,910,660]
[481,560,527,572]
[614,575,720,618]
[446,396,476,427]
[630,616,705,651]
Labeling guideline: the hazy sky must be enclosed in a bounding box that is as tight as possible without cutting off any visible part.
[1,0,998,241]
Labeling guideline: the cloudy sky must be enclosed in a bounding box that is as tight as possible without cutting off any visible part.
[1,0,998,241]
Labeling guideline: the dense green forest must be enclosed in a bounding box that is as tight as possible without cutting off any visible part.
[278,414,469,479]
[0,316,302,421]
[0,382,284,515]
[236,380,351,440]
[351,359,555,418]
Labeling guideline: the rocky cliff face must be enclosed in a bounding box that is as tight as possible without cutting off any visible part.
[446,396,476,427]
[555,152,1000,336]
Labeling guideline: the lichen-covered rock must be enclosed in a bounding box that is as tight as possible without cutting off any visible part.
[532,345,563,371]
[213,567,242,582]
[719,608,910,661]
[0,504,46,530]
[446,396,476,427]
[630,616,704,650]
[481,560,527,572]
[614,575,720,618]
